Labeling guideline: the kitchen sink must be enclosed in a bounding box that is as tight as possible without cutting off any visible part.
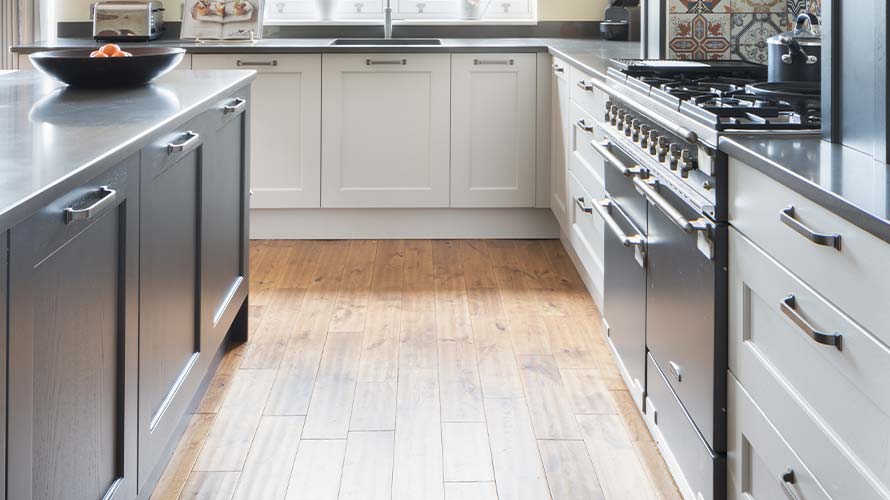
[330,38,443,46]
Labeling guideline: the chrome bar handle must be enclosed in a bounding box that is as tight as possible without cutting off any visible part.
[224,97,247,115]
[167,131,201,155]
[552,64,565,73]
[780,206,841,250]
[366,58,407,66]
[632,177,710,234]
[590,198,645,248]
[576,80,594,92]
[236,60,277,67]
[64,186,117,225]
[576,119,595,133]
[592,140,644,177]
[474,59,514,65]
[780,295,843,350]
[575,197,593,214]
[780,469,801,500]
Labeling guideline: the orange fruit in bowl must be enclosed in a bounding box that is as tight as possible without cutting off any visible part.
[90,50,109,58]
[100,43,121,56]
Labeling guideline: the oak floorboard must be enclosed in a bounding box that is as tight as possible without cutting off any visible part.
[402,239,435,314]
[329,240,378,333]
[284,439,348,500]
[442,422,494,482]
[250,242,294,306]
[231,416,305,500]
[483,397,551,500]
[472,316,525,399]
[399,311,438,371]
[350,381,397,431]
[240,288,306,370]
[339,431,396,500]
[578,414,657,500]
[392,368,444,500]
[517,356,581,440]
[560,368,617,415]
[302,332,364,439]
[538,440,605,500]
[179,471,240,500]
[151,414,216,500]
[438,337,485,422]
[545,315,600,369]
[444,482,499,500]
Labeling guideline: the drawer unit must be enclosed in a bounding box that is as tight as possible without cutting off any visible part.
[570,65,605,119]
[728,374,831,500]
[568,170,606,306]
[568,101,606,193]
[730,227,890,500]
[729,157,890,340]
[646,354,724,500]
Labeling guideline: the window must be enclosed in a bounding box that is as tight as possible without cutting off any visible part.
[265,0,535,22]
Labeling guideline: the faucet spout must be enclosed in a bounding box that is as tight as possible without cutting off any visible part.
[384,0,393,39]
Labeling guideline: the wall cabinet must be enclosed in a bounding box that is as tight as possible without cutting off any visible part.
[8,155,140,500]
[450,53,537,207]
[550,57,570,227]
[321,53,451,207]
[192,54,321,208]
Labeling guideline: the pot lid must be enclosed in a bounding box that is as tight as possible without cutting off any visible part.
[768,13,821,46]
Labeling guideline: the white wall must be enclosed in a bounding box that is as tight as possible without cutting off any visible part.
[57,0,606,21]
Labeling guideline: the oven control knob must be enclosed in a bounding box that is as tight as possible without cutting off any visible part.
[680,149,697,178]
[604,102,612,122]
[609,105,619,125]
[631,120,641,141]
[624,118,634,136]
[616,109,627,128]
[639,125,651,147]
[668,144,681,169]
[648,130,659,154]
[656,137,668,161]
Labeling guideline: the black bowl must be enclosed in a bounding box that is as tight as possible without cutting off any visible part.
[29,47,186,88]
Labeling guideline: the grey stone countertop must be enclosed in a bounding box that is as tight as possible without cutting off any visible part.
[12,37,641,79]
[0,69,255,231]
[720,135,890,244]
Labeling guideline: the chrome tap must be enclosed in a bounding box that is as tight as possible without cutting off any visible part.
[384,0,393,39]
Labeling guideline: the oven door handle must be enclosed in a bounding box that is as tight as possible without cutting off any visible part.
[633,177,710,233]
[592,139,646,177]
[591,198,646,247]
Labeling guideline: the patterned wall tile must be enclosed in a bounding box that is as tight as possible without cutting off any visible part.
[668,14,732,60]
[731,0,785,13]
[787,0,821,21]
[730,11,786,62]
[669,0,730,14]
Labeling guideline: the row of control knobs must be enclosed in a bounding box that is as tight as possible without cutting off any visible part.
[605,101,698,178]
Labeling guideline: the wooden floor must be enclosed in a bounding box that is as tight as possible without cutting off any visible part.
[151,239,681,500]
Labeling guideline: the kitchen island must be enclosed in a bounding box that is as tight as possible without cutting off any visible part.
[0,69,254,499]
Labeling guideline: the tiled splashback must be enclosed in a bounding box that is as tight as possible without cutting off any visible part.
[667,0,822,63]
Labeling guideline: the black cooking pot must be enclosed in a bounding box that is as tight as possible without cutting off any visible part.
[767,13,821,83]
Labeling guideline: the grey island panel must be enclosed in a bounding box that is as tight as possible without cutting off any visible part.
[720,135,890,244]
[0,69,255,231]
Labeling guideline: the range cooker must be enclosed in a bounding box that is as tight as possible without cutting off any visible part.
[587,59,821,500]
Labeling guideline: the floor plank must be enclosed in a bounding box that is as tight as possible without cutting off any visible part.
[538,440,606,500]
[284,439,348,500]
[442,422,494,482]
[349,381,397,431]
[578,414,657,500]
[437,338,485,422]
[560,368,617,415]
[484,397,551,500]
[399,311,438,370]
[506,314,552,356]
[302,332,363,438]
[517,355,582,440]
[240,288,305,370]
[196,344,247,415]
[472,316,525,398]
[402,240,435,313]
[329,240,378,332]
[151,414,216,500]
[545,315,600,369]
[231,416,304,500]
[338,432,395,500]
[392,368,444,500]
[444,482,499,500]
[179,471,240,500]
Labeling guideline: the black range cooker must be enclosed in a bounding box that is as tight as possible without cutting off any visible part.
[587,60,820,500]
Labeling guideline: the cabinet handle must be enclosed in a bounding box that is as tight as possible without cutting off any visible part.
[474,58,514,65]
[668,361,683,382]
[575,119,595,133]
[780,469,801,500]
[780,295,843,350]
[576,80,594,92]
[633,177,710,234]
[592,140,644,177]
[779,205,841,250]
[224,97,247,115]
[64,186,117,225]
[236,60,277,67]
[590,198,646,248]
[575,197,593,214]
[167,131,201,155]
[552,64,564,73]
[366,58,407,66]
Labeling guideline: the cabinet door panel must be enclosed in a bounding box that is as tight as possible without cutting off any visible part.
[321,53,451,207]
[192,54,322,208]
[550,57,570,227]
[451,53,536,207]
[8,155,138,500]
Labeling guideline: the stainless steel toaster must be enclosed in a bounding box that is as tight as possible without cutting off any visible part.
[92,1,165,41]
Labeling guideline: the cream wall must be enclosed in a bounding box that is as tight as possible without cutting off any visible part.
[57,0,603,21]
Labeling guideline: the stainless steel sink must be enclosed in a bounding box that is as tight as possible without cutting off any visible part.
[330,38,443,46]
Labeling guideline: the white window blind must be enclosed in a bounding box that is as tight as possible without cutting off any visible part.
[265,0,534,21]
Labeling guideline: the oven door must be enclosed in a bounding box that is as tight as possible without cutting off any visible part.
[635,174,727,454]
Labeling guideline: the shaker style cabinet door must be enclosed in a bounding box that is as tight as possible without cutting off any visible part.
[321,53,451,207]
[450,53,537,207]
[192,54,322,208]
[7,155,139,500]
[550,57,571,227]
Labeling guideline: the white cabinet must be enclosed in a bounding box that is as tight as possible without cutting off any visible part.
[192,54,322,208]
[321,53,451,208]
[550,56,570,227]
[450,53,536,208]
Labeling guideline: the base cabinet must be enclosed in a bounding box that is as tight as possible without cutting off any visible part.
[550,57,570,227]
[321,53,451,207]
[450,53,537,207]
[8,155,140,500]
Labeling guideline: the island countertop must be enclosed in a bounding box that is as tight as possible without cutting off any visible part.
[0,69,255,231]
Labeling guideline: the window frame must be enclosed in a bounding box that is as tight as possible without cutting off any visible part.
[263,0,538,24]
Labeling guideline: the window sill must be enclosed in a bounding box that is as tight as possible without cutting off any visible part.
[263,18,539,26]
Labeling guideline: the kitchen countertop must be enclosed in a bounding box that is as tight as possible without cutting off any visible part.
[11,37,640,79]
[0,69,255,231]
[720,135,890,244]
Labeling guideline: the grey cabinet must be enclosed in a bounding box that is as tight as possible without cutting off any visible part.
[137,124,206,492]
[7,155,140,500]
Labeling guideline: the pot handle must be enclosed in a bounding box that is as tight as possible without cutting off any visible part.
[795,13,820,34]
[779,34,819,65]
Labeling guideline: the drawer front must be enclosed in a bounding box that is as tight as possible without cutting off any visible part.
[646,354,722,500]
[728,374,832,500]
[730,227,890,500]
[551,55,570,84]
[569,66,603,119]
[191,53,312,73]
[568,170,606,301]
[729,157,890,340]
[568,102,605,193]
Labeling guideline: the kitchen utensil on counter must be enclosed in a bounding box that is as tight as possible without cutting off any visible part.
[92,1,165,41]
[29,47,185,88]
[767,13,821,83]
[601,0,641,41]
